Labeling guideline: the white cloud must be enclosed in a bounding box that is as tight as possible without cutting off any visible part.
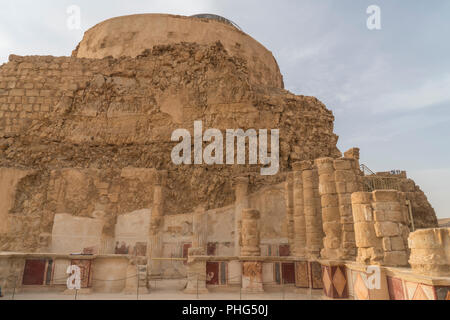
[371,74,450,114]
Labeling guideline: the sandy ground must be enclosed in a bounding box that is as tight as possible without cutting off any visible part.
[0,279,328,300]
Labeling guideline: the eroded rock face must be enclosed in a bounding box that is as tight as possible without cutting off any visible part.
[0,39,340,252]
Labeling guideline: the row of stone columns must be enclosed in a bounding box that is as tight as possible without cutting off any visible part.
[285,149,364,261]
[291,161,324,259]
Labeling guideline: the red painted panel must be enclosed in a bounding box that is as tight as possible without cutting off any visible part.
[282,263,295,284]
[22,259,46,285]
[279,244,290,257]
[183,243,192,265]
[206,262,219,285]
[207,242,217,256]
[387,277,405,300]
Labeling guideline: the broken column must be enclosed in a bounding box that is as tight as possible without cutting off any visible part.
[409,228,450,277]
[184,205,209,294]
[292,162,306,257]
[334,157,360,259]
[284,172,295,250]
[241,209,263,293]
[351,190,410,266]
[316,157,342,260]
[302,160,324,259]
[148,170,167,277]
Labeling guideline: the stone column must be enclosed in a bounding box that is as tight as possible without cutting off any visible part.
[234,177,249,256]
[302,161,324,259]
[229,177,249,285]
[184,205,209,293]
[241,209,263,293]
[292,162,306,257]
[192,205,207,252]
[409,228,450,277]
[284,172,295,249]
[334,158,359,260]
[148,170,167,277]
[316,158,342,260]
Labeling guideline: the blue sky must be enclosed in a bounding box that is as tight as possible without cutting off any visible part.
[0,0,449,219]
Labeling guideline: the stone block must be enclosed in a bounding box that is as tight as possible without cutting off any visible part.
[390,236,405,251]
[322,207,340,222]
[382,237,391,251]
[351,192,372,204]
[383,251,408,267]
[333,159,352,170]
[374,222,399,237]
[373,190,398,202]
[354,222,378,248]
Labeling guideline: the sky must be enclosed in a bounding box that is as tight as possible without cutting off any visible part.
[0,0,449,219]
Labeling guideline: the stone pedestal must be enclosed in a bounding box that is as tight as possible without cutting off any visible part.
[240,208,263,293]
[184,250,208,294]
[242,261,264,293]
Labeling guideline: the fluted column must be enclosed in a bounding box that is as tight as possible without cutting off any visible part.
[284,172,295,249]
[315,158,341,260]
[302,161,324,259]
[292,162,306,257]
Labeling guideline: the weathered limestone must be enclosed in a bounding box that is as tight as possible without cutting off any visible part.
[315,152,362,261]
[148,170,167,277]
[241,209,263,293]
[408,228,450,277]
[301,161,324,259]
[292,162,306,257]
[351,190,410,266]
[334,157,360,259]
[316,157,342,260]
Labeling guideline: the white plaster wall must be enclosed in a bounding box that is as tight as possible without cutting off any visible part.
[51,213,104,254]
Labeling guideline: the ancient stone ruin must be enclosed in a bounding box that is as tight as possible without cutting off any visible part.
[0,14,448,300]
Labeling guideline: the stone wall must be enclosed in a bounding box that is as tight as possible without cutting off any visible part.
[351,190,410,266]
[0,41,341,249]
